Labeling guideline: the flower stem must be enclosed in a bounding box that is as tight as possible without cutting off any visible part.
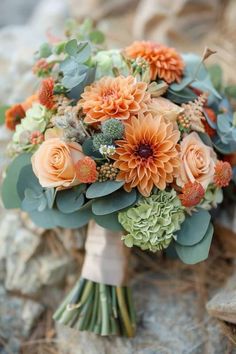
[116,287,135,337]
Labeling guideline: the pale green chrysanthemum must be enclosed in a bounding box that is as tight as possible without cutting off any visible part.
[118,189,185,252]
[200,184,223,210]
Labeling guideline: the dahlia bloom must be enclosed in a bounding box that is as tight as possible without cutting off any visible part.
[124,41,184,83]
[79,76,149,124]
[113,112,180,196]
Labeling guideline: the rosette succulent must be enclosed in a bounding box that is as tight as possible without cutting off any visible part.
[118,189,185,252]
[94,49,129,79]
[13,103,50,144]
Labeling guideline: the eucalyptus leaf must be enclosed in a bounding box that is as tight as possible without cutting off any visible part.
[56,184,86,213]
[67,66,96,100]
[175,223,214,264]
[93,212,124,231]
[170,77,193,92]
[166,87,197,104]
[225,85,236,99]
[17,164,42,200]
[197,132,213,147]
[82,138,102,158]
[38,43,52,58]
[45,188,56,209]
[21,189,43,212]
[89,31,105,44]
[86,181,124,199]
[92,189,137,215]
[29,202,92,229]
[65,39,78,56]
[208,64,223,92]
[1,153,32,209]
[175,209,211,246]
[76,42,91,63]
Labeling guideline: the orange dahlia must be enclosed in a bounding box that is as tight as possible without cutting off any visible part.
[124,41,184,83]
[214,161,232,187]
[113,113,180,196]
[179,181,205,207]
[5,104,25,131]
[75,157,98,183]
[38,77,55,110]
[79,76,149,124]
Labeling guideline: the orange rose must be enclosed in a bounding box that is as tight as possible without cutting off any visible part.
[32,138,85,189]
[177,132,216,189]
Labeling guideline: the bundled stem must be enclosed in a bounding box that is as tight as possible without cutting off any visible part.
[53,278,136,337]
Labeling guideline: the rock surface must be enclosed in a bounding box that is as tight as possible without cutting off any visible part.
[56,268,236,354]
[0,284,44,354]
[207,273,236,324]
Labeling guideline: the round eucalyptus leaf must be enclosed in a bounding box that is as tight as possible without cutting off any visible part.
[86,181,124,199]
[93,212,124,231]
[176,209,211,246]
[1,153,32,209]
[92,189,137,215]
[56,184,86,214]
[175,223,214,265]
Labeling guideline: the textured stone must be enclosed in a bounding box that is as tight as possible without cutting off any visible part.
[56,270,235,354]
[0,285,44,353]
[207,273,236,324]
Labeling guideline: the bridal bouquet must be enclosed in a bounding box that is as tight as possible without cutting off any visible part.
[1,19,235,337]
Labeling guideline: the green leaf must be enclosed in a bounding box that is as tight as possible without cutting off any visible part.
[82,138,102,158]
[1,153,32,209]
[208,64,223,92]
[166,87,197,104]
[0,105,10,125]
[89,31,105,44]
[56,184,86,213]
[175,223,214,264]
[92,189,137,215]
[197,132,213,147]
[17,164,42,201]
[45,188,56,209]
[65,39,78,56]
[86,181,124,199]
[21,188,44,212]
[93,212,124,231]
[76,42,91,63]
[29,202,92,229]
[225,85,236,99]
[170,77,193,92]
[176,209,211,246]
[38,43,52,58]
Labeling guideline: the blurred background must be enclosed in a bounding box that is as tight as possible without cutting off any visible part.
[0,0,236,353]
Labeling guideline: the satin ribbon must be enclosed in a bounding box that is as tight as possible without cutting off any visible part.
[81,221,130,286]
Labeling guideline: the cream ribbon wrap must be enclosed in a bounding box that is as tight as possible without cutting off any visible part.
[81,220,130,286]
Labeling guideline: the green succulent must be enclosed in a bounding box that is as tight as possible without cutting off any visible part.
[92,133,112,150]
[101,119,124,140]
[118,189,185,252]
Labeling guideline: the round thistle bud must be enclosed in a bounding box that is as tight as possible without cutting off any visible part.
[97,162,119,182]
[119,189,185,252]
[93,133,112,150]
[101,119,124,140]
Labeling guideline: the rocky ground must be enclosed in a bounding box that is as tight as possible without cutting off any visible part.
[0,0,236,353]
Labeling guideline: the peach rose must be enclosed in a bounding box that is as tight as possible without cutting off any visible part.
[148,97,183,124]
[32,138,85,189]
[176,132,216,189]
